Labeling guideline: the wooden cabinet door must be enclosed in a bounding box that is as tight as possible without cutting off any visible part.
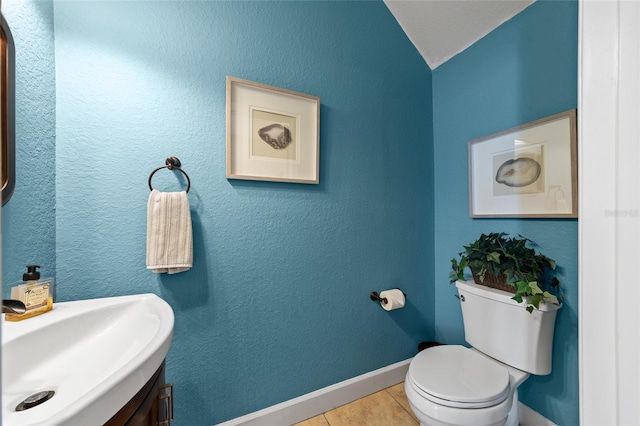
[105,362,172,426]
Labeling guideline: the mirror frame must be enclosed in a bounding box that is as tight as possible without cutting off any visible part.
[1,12,15,206]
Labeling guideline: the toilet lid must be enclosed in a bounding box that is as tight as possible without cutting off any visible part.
[408,345,510,406]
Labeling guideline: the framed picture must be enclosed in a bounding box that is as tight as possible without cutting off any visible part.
[226,77,320,184]
[469,109,577,218]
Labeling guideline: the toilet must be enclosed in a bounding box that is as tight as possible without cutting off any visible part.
[405,280,560,426]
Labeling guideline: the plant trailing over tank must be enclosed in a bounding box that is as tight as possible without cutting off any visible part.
[450,232,561,313]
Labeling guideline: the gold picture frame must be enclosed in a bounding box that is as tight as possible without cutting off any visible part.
[226,77,320,184]
[468,109,577,218]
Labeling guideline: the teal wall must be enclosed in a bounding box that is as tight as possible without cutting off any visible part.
[50,1,432,424]
[432,1,579,425]
[2,1,56,293]
[3,0,581,425]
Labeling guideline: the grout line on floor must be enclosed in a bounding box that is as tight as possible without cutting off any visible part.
[294,383,417,426]
[384,388,412,417]
[385,384,419,423]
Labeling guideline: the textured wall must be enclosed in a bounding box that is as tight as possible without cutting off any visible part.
[52,1,434,424]
[1,1,56,293]
[6,1,579,424]
[432,1,579,424]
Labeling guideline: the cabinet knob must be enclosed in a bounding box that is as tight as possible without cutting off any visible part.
[158,383,174,425]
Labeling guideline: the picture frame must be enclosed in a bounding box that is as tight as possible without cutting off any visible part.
[468,109,577,218]
[226,76,320,184]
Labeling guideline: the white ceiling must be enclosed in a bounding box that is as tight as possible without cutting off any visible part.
[384,0,536,69]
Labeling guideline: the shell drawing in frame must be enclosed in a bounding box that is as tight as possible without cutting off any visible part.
[258,124,292,149]
[495,157,542,187]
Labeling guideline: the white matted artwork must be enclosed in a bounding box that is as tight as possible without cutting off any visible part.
[469,109,577,218]
[227,77,319,184]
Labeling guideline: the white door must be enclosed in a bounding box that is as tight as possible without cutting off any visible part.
[579,0,640,424]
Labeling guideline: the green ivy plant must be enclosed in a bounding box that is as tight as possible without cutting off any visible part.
[450,232,561,313]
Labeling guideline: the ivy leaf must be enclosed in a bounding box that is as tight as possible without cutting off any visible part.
[486,251,501,264]
[528,294,542,310]
[543,291,560,305]
[504,269,519,284]
[459,257,469,269]
[529,281,543,295]
[516,280,531,294]
[477,267,487,282]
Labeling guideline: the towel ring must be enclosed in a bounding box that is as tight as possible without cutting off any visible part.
[148,156,191,193]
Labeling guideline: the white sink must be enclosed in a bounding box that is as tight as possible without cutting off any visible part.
[2,293,174,426]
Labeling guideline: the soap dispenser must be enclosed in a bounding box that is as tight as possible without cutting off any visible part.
[5,265,55,321]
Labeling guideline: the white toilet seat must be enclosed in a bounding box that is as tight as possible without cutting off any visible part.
[405,375,513,426]
[407,345,511,409]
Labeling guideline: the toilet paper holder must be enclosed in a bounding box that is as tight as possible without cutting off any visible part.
[370,289,406,305]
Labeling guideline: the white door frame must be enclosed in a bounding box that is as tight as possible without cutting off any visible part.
[579,0,640,424]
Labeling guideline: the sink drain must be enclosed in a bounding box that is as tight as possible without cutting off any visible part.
[16,391,55,411]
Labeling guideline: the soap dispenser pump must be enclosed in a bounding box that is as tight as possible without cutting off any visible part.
[5,265,55,321]
[24,264,41,281]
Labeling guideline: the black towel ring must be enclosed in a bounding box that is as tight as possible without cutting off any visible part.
[148,156,191,193]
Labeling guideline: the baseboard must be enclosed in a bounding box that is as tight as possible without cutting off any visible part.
[215,358,556,426]
[519,402,557,426]
[215,359,411,426]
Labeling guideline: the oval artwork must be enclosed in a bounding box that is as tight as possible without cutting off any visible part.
[258,124,292,149]
[495,157,541,187]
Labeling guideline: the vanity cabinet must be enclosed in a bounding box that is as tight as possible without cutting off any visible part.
[105,362,173,426]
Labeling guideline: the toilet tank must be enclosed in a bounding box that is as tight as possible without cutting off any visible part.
[456,280,559,375]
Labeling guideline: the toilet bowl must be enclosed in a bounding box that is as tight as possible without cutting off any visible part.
[405,345,529,426]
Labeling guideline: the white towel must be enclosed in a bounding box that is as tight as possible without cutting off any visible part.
[146,189,193,274]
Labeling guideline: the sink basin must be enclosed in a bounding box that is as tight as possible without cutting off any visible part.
[2,293,174,426]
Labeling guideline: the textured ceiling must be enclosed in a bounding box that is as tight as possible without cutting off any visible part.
[384,0,535,69]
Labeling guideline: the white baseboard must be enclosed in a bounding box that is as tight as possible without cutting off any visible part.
[519,402,557,426]
[215,359,411,426]
[215,358,556,426]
